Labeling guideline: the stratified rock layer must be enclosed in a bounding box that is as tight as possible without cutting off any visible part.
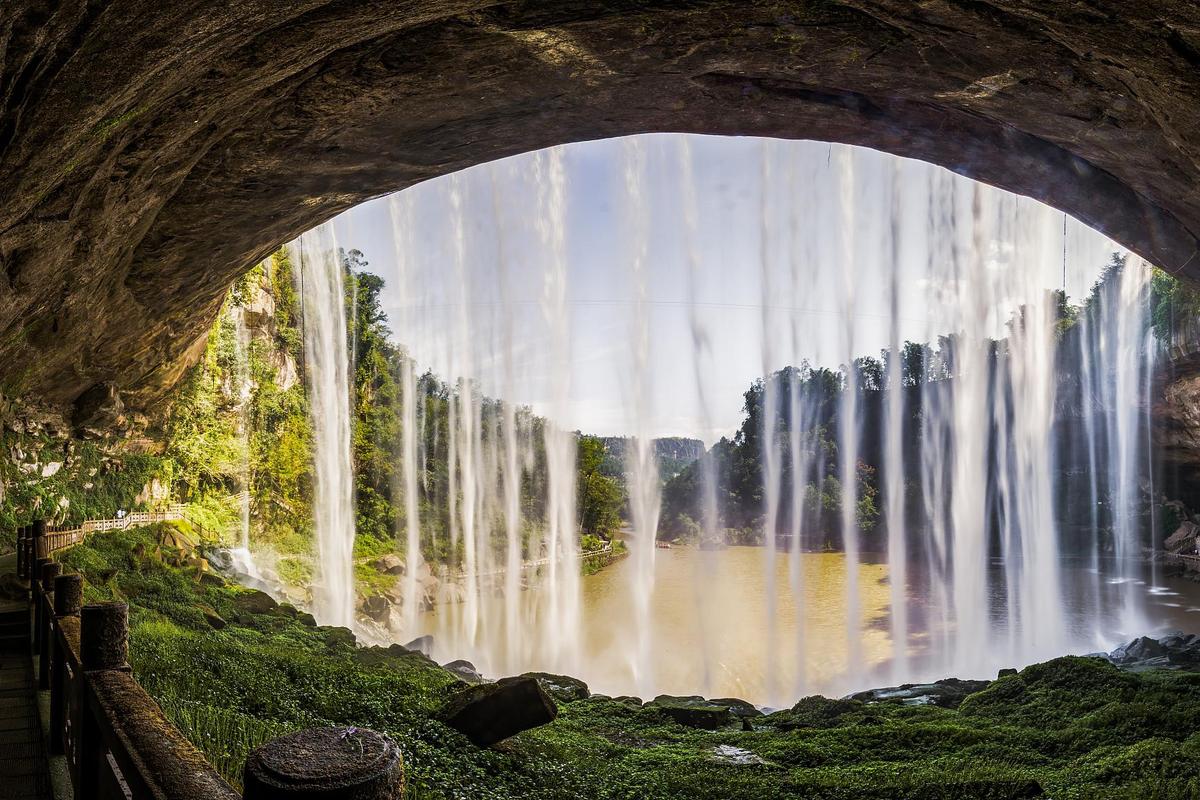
[1,2,1199,413]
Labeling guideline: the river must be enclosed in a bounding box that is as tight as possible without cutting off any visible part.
[424,544,1200,708]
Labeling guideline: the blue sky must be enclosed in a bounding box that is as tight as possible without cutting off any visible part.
[331,134,1123,441]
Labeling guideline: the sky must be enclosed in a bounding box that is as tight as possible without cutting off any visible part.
[330,134,1124,442]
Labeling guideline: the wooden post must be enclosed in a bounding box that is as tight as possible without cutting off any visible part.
[39,562,62,690]
[50,574,82,756]
[79,603,128,800]
[80,602,128,671]
[33,557,51,656]
[16,525,26,579]
[33,519,48,560]
[243,727,404,800]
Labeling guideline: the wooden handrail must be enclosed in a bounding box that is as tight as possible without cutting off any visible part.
[33,572,241,800]
[21,519,404,799]
[452,542,615,580]
[41,508,187,556]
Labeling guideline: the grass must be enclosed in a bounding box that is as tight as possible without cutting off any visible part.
[56,523,1200,799]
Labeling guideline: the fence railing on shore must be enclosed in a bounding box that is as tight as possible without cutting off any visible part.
[13,519,405,799]
[452,541,615,580]
[1163,551,1200,569]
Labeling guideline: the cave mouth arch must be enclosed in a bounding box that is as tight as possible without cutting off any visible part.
[1,1,1197,412]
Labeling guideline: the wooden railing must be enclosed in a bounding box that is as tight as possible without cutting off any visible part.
[1164,551,1200,569]
[453,542,614,580]
[15,521,404,799]
[38,505,187,554]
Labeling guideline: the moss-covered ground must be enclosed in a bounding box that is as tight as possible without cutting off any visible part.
[59,524,1200,799]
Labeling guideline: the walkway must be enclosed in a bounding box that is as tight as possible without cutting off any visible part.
[0,597,51,800]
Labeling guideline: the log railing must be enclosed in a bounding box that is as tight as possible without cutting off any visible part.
[36,505,188,554]
[18,521,405,799]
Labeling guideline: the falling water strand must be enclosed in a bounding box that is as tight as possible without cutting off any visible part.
[623,137,659,696]
[232,300,254,551]
[883,157,908,680]
[836,145,863,679]
[289,223,356,628]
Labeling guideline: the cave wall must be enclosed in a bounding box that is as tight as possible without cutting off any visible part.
[1,1,1199,418]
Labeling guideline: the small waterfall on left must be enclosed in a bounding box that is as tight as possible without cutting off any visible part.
[233,306,253,550]
[290,223,356,628]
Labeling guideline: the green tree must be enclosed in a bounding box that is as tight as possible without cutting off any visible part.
[576,436,623,537]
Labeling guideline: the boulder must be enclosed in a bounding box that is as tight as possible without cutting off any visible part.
[360,594,390,623]
[522,672,590,703]
[320,626,357,649]
[1110,636,1169,664]
[371,554,405,575]
[445,659,485,684]
[440,676,558,747]
[709,697,764,720]
[849,678,990,709]
[1108,633,1200,669]
[1165,521,1200,553]
[233,589,278,615]
[199,572,226,587]
[648,696,734,729]
[404,635,433,656]
[200,607,227,630]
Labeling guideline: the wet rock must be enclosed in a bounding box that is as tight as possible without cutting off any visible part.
[440,676,558,747]
[1165,521,1200,553]
[849,678,991,709]
[371,554,405,574]
[360,594,390,623]
[648,696,734,729]
[1107,632,1200,669]
[710,744,766,765]
[709,697,764,720]
[522,672,590,703]
[1110,636,1169,662]
[613,696,643,707]
[200,607,227,630]
[445,659,485,684]
[320,626,357,649]
[404,635,433,656]
[233,589,278,615]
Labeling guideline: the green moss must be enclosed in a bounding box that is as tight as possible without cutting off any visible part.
[56,525,1200,800]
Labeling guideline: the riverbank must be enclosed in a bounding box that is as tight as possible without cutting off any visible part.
[47,523,1200,799]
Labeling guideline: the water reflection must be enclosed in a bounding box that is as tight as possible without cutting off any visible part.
[423,546,1200,707]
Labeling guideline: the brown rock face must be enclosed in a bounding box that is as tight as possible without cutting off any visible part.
[2,1,1199,413]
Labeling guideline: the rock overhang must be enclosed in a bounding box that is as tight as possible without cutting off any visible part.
[1,0,1198,414]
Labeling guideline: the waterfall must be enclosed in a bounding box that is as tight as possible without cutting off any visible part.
[623,137,659,695]
[232,303,253,551]
[1083,256,1153,636]
[305,133,1157,702]
[390,192,423,636]
[289,223,356,628]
